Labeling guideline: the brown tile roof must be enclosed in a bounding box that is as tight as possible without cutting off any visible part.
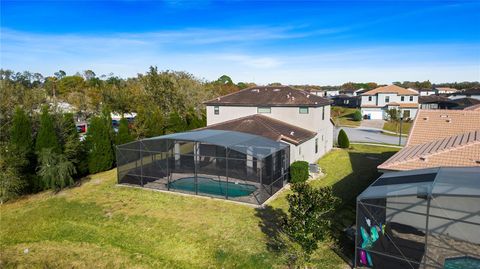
[200,114,316,145]
[378,109,480,171]
[361,85,419,96]
[203,86,331,107]
[465,104,480,111]
[407,110,480,146]
[419,95,450,104]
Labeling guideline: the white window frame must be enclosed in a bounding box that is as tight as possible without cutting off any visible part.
[299,107,309,114]
[214,106,219,115]
[257,107,271,114]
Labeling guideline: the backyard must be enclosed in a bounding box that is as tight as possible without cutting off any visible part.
[383,120,413,135]
[331,107,361,127]
[0,145,398,268]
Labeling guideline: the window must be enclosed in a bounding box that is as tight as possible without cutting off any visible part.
[385,96,390,103]
[214,106,219,115]
[322,107,325,120]
[257,107,271,114]
[315,138,318,154]
[401,96,405,102]
[410,96,414,102]
[299,107,309,114]
[368,96,372,101]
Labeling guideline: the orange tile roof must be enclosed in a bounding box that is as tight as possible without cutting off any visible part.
[378,109,480,171]
[361,85,419,96]
[407,110,480,146]
[399,103,419,108]
[465,104,480,111]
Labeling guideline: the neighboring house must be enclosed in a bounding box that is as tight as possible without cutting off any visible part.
[339,88,367,97]
[419,95,450,109]
[438,97,480,110]
[331,94,360,108]
[203,86,333,164]
[378,109,480,172]
[324,89,340,97]
[435,87,458,94]
[360,85,419,120]
[417,88,439,96]
[449,88,480,101]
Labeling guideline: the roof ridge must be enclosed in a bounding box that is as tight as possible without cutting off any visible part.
[381,129,480,168]
[252,115,284,138]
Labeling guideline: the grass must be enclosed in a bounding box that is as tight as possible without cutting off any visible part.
[0,145,398,268]
[331,107,361,127]
[383,120,413,135]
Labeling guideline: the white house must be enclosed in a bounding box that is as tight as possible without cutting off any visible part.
[435,87,458,95]
[417,88,438,96]
[360,85,419,120]
[203,86,334,164]
[448,88,480,101]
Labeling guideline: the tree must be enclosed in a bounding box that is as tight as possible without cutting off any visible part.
[134,106,165,138]
[35,106,61,154]
[337,129,350,148]
[216,75,233,85]
[353,110,362,121]
[116,117,133,145]
[37,148,76,190]
[0,145,26,202]
[283,183,338,260]
[85,109,115,174]
[387,108,400,121]
[10,107,34,157]
[61,113,87,176]
[290,161,309,183]
[165,112,188,134]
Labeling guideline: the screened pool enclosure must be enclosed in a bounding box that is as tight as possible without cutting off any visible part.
[116,130,290,205]
[356,167,480,269]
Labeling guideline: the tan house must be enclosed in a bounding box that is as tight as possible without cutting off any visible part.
[204,86,333,164]
[378,109,480,172]
[360,85,419,120]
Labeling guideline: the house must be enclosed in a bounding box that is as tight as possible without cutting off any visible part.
[434,87,458,94]
[339,88,368,97]
[306,88,327,97]
[449,88,480,101]
[331,94,360,108]
[377,109,480,172]
[360,85,419,120]
[203,86,333,164]
[438,97,480,110]
[418,95,449,109]
[417,88,438,96]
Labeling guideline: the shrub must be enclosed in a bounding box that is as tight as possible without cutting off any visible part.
[37,148,76,190]
[86,110,115,174]
[337,129,350,148]
[116,117,134,145]
[290,161,309,183]
[283,183,339,259]
[353,110,362,121]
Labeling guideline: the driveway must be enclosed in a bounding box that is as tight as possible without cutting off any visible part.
[335,126,406,146]
[360,119,385,129]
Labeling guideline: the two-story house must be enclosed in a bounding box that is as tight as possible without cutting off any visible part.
[203,86,334,164]
[360,85,419,120]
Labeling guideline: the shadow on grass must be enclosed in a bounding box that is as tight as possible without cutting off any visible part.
[254,205,288,253]
[329,149,397,267]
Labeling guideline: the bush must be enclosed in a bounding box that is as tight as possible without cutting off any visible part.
[37,148,76,190]
[35,106,61,154]
[353,110,362,121]
[290,161,309,183]
[283,183,339,259]
[86,110,115,174]
[116,117,134,145]
[337,129,350,148]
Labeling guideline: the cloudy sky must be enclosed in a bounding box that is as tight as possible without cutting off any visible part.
[1,0,479,85]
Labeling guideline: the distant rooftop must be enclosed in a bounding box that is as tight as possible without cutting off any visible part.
[361,85,419,96]
[204,86,331,107]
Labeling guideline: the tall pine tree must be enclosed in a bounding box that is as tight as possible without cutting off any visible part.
[35,106,61,153]
[10,107,34,172]
[86,109,115,174]
[116,117,133,145]
[61,113,87,176]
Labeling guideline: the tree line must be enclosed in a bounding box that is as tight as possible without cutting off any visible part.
[0,67,253,202]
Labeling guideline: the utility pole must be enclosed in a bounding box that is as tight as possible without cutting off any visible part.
[398,115,403,146]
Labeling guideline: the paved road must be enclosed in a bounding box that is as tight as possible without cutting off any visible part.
[335,126,406,146]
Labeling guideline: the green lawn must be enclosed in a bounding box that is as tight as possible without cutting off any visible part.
[0,145,398,268]
[383,120,412,135]
[331,107,361,127]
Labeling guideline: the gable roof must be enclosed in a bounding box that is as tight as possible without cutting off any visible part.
[203,86,331,107]
[361,85,419,96]
[434,87,457,92]
[378,109,480,171]
[200,114,316,145]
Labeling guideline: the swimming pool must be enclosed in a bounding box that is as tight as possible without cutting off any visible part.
[168,176,257,198]
[444,256,480,269]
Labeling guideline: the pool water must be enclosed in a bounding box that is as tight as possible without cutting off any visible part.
[168,177,257,198]
[444,257,480,269]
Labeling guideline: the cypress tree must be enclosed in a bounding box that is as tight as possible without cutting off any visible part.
[61,113,87,176]
[35,106,61,153]
[116,117,133,145]
[10,107,34,153]
[337,129,350,148]
[86,110,115,174]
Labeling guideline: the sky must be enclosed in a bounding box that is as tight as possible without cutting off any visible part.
[1,0,479,85]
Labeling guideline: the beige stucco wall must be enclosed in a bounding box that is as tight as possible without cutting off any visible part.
[206,105,333,164]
